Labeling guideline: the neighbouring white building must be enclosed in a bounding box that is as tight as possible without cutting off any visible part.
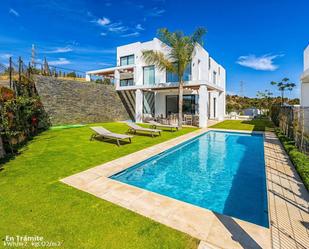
[86,38,226,128]
[301,44,309,106]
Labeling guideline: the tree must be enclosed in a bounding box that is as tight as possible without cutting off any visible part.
[66,71,76,78]
[142,27,206,128]
[103,78,111,85]
[271,78,296,105]
[256,90,273,116]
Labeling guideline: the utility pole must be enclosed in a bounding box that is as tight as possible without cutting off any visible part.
[31,44,35,67]
[239,80,244,97]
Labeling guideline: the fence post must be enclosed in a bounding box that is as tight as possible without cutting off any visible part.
[18,56,22,85]
[9,57,12,89]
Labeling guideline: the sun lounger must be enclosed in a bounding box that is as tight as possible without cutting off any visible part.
[126,122,161,137]
[148,120,178,132]
[90,127,133,146]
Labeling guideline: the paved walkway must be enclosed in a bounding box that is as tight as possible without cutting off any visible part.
[264,132,309,249]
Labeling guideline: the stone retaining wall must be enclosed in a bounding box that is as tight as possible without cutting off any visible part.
[34,75,129,125]
[0,136,5,159]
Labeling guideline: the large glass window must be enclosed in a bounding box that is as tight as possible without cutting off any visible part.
[143,66,155,85]
[120,54,134,66]
[213,71,217,84]
[166,62,191,82]
[166,95,196,116]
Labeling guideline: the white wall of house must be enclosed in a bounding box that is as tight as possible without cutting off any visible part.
[304,45,309,71]
[116,38,225,88]
[301,45,309,107]
[87,38,226,127]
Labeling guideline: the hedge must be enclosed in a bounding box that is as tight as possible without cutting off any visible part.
[276,128,309,191]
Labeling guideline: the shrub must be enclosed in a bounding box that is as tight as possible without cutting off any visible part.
[271,105,281,126]
[276,128,309,191]
[0,86,50,154]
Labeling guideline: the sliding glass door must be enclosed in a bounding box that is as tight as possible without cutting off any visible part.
[143,66,155,86]
[166,95,196,116]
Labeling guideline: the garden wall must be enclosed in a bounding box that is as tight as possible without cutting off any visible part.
[34,76,130,125]
[0,136,5,158]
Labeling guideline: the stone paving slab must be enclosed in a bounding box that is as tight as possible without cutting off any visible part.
[61,128,275,249]
[264,132,309,249]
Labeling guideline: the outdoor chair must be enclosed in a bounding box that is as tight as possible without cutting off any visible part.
[148,120,179,132]
[90,127,133,146]
[126,122,161,137]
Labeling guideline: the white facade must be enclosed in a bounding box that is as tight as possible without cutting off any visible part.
[86,38,226,127]
[301,45,309,106]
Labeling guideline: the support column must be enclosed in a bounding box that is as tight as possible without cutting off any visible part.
[114,69,120,88]
[85,74,91,82]
[217,91,225,120]
[135,89,143,123]
[199,85,208,128]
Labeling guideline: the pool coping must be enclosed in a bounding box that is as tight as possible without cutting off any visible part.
[61,128,272,249]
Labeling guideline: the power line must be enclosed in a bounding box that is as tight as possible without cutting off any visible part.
[31,44,35,66]
[239,80,244,97]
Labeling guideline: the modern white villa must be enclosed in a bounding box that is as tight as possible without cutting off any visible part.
[86,38,226,128]
[301,44,309,106]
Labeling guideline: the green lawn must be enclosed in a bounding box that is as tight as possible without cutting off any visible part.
[210,119,274,132]
[0,123,199,249]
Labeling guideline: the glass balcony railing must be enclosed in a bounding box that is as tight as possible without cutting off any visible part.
[120,79,134,87]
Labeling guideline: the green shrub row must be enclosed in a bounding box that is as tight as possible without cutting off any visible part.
[275,128,309,191]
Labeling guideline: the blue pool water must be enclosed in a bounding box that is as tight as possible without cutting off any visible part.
[110,131,269,227]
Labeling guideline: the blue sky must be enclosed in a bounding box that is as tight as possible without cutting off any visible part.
[0,0,308,98]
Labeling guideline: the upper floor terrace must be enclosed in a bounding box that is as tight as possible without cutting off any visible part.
[86,38,225,92]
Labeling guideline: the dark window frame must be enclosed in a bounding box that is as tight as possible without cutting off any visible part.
[120,54,135,66]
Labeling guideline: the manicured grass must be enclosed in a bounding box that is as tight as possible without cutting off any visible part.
[0,123,199,249]
[275,129,309,191]
[210,119,274,132]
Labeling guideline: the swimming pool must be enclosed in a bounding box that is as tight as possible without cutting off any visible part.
[110,131,269,227]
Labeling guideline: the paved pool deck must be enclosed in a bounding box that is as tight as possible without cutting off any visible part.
[61,128,309,249]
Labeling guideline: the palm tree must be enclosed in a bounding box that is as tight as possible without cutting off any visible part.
[142,28,206,128]
[271,78,296,105]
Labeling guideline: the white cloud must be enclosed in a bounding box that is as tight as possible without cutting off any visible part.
[107,22,128,33]
[97,17,110,26]
[236,54,283,71]
[148,8,165,17]
[100,32,107,36]
[226,91,236,96]
[49,58,70,66]
[135,24,144,30]
[98,62,113,67]
[45,47,73,53]
[9,8,19,17]
[121,32,140,38]
[0,53,12,59]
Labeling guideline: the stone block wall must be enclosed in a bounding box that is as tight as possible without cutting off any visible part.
[0,136,5,159]
[34,76,130,125]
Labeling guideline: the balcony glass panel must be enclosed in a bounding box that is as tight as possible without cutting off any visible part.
[120,79,134,86]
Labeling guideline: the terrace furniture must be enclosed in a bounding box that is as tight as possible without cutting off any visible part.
[90,127,133,146]
[148,120,179,132]
[183,114,193,125]
[126,122,161,137]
